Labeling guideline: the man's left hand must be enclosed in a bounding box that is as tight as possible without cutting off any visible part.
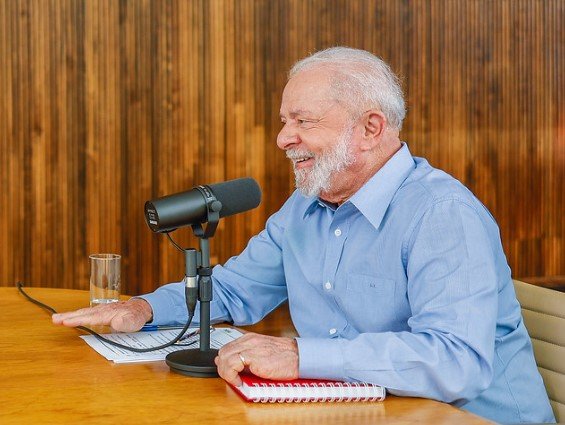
[215,332,299,387]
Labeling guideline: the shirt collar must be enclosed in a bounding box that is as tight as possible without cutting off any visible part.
[303,143,415,229]
[303,197,337,217]
[350,143,415,229]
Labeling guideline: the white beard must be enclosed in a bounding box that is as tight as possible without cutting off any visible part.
[287,126,355,197]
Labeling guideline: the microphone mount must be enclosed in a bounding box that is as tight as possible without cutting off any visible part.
[164,189,222,377]
[191,184,222,239]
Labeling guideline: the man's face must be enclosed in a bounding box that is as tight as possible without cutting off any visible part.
[277,68,359,198]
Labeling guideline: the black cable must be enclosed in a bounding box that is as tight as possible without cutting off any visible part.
[17,281,195,353]
[166,232,185,252]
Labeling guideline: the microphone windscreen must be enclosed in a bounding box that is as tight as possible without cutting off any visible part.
[208,178,262,218]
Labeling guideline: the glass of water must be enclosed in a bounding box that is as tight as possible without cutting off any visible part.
[89,254,121,306]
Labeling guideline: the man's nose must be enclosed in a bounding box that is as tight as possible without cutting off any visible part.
[276,125,300,150]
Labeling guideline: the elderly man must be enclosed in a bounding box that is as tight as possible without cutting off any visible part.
[53,47,554,424]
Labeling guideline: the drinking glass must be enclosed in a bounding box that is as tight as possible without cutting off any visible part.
[89,254,121,306]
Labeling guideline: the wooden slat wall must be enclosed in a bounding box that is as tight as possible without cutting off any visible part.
[1,0,562,295]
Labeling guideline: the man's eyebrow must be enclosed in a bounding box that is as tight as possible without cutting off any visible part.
[280,109,315,119]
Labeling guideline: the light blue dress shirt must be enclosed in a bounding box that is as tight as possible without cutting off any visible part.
[141,144,555,424]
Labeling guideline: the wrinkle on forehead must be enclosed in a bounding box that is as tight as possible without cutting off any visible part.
[280,68,337,116]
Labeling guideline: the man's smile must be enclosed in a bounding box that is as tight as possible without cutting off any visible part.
[287,151,315,169]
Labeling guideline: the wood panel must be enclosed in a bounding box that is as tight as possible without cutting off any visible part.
[0,0,562,295]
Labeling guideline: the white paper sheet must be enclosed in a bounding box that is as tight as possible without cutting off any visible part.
[80,327,243,363]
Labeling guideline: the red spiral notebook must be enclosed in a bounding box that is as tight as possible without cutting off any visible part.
[230,374,386,403]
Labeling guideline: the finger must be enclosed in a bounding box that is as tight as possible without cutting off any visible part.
[52,307,99,323]
[218,333,258,358]
[60,312,109,327]
[216,352,245,387]
[58,306,118,327]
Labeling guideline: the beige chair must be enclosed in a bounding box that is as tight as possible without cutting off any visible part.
[514,279,565,422]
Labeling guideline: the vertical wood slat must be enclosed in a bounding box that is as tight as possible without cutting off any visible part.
[1,1,29,288]
[84,1,122,291]
[0,0,562,296]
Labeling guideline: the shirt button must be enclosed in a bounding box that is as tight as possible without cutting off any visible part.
[329,328,337,335]
[334,228,342,237]
[324,281,332,290]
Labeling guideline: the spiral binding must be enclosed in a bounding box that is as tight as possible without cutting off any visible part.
[249,380,385,403]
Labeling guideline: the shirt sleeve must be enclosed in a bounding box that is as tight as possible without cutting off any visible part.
[296,198,498,405]
[139,204,289,326]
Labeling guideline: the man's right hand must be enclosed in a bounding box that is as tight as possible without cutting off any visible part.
[52,298,153,333]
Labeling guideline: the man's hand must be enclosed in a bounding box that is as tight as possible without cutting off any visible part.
[215,332,299,387]
[52,298,153,333]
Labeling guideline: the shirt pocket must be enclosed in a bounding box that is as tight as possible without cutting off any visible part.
[344,274,398,327]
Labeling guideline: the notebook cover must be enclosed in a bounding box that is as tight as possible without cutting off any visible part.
[230,373,385,403]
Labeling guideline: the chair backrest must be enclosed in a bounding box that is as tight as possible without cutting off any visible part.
[514,279,565,422]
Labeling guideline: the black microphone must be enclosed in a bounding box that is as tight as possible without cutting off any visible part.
[144,177,262,233]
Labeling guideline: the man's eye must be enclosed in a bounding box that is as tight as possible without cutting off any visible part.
[297,119,307,124]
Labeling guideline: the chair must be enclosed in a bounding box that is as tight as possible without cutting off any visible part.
[514,279,565,422]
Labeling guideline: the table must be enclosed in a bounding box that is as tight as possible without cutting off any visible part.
[0,287,491,424]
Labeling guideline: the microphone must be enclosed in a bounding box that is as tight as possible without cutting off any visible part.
[144,177,262,233]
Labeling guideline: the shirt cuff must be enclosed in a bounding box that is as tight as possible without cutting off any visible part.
[296,337,346,381]
[137,291,185,326]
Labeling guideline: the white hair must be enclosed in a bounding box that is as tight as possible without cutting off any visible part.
[289,47,406,130]
[287,124,355,197]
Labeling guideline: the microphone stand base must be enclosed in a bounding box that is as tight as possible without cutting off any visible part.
[165,348,219,378]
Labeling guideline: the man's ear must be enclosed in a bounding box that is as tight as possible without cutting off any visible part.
[359,110,387,151]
